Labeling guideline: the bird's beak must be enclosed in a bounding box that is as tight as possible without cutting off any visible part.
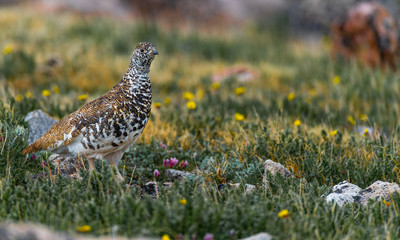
[153,50,159,55]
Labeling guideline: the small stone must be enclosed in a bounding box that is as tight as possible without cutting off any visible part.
[48,154,83,178]
[240,232,273,240]
[0,223,71,240]
[325,180,400,206]
[25,110,58,145]
[358,181,400,205]
[229,183,256,193]
[165,169,194,181]
[141,181,159,198]
[264,159,292,177]
[30,154,82,180]
[162,182,173,188]
[325,181,362,206]
[139,181,172,198]
[0,223,158,240]
[332,181,362,194]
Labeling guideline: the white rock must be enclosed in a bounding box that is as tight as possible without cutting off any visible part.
[358,181,400,205]
[0,223,157,240]
[331,181,362,194]
[229,183,256,192]
[165,169,194,181]
[240,232,273,240]
[325,181,362,206]
[325,180,400,206]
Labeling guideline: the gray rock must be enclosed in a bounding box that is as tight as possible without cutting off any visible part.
[140,181,173,198]
[326,180,400,206]
[165,169,194,181]
[240,232,273,240]
[25,110,58,145]
[264,159,292,177]
[229,183,256,193]
[358,181,400,205]
[48,154,82,178]
[0,223,157,240]
[0,223,70,240]
[326,181,362,206]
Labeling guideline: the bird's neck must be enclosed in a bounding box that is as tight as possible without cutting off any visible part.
[120,66,150,86]
[129,62,150,74]
[110,65,152,117]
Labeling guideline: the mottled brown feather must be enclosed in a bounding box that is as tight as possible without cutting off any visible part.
[22,93,111,154]
[22,42,157,160]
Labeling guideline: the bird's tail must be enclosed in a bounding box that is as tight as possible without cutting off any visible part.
[22,144,36,154]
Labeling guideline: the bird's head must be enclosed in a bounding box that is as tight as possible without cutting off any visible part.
[129,42,158,72]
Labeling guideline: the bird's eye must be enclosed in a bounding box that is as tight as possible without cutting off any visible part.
[140,49,144,53]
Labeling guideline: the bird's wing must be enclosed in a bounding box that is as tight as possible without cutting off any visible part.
[22,94,114,154]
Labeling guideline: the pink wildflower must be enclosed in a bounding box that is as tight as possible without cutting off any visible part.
[163,159,170,167]
[169,157,178,167]
[204,233,213,240]
[229,229,235,238]
[179,160,188,168]
[154,169,160,178]
[30,154,37,160]
[159,142,167,149]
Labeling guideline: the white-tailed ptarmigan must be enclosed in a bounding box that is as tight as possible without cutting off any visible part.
[22,42,158,181]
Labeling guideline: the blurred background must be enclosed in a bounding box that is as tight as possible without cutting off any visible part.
[1,0,400,130]
[2,0,399,32]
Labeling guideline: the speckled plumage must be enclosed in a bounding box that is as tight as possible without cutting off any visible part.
[22,42,158,181]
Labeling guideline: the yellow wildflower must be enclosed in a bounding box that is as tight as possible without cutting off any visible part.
[52,85,60,94]
[78,94,88,101]
[76,225,92,233]
[25,91,33,99]
[363,128,369,137]
[333,76,341,85]
[360,114,368,121]
[186,101,196,110]
[154,102,161,109]
[348,116,356,125]
[161,234,171,240]
[330,130,337,136]
[234,87,245,96]
[278,209,289,218]
[383,200,391,207]
[179,199,187,205]
[287,93,295,101]
[183,92,194,101]
[164,97,171,105]
[294,119,301,127]
[3,44,13,55]
[42,89,51,97]
[211,82,220,90]
[235,113,245,122]
[15,94,23,102]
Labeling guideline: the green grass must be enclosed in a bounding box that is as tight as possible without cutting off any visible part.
[1,7,400,239]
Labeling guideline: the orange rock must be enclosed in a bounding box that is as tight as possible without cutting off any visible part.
[331,2,399,70]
